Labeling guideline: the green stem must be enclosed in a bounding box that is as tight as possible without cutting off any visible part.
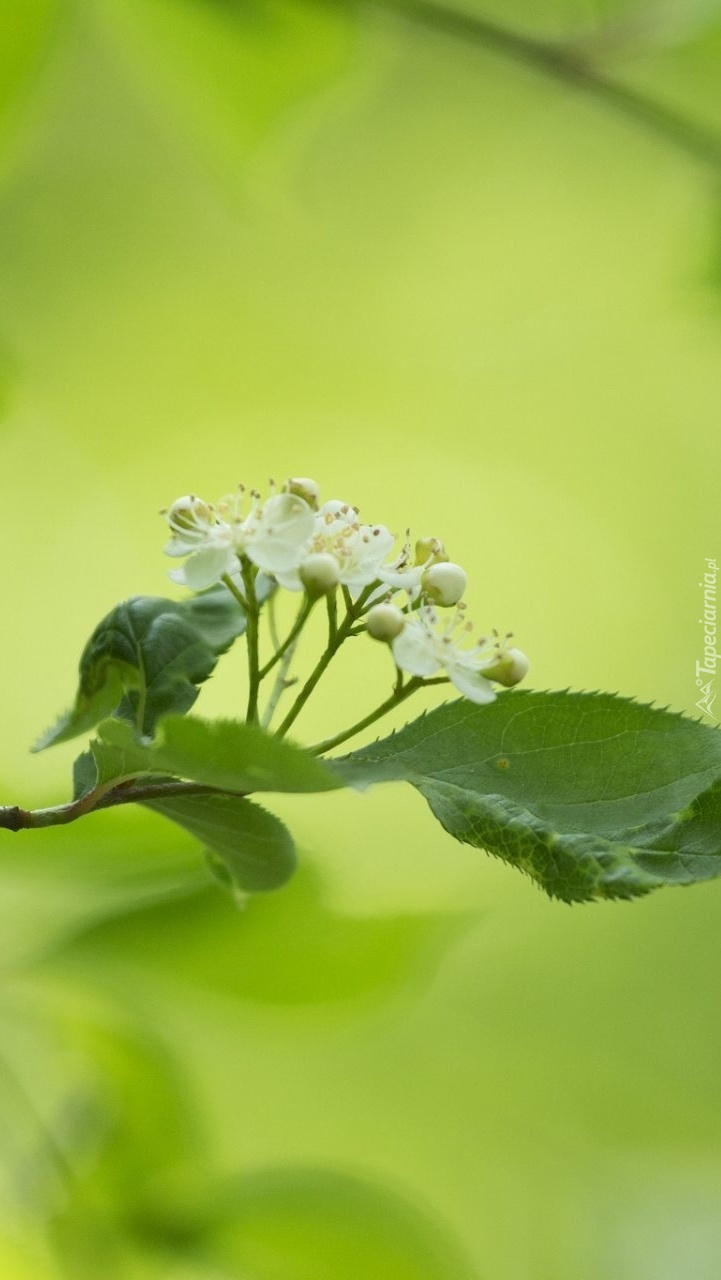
[241,562,261,724]
[258,596,313,680]
[221,572,249,614]
[261,637,299,729]
[326,589,338,644]
[376,0,721,172]
[310,676,449,755]
[0,779,241,832]
[267,591,281,653]
[275,592,362,739]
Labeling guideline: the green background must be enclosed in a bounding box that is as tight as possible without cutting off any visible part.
[1,0,721,1275]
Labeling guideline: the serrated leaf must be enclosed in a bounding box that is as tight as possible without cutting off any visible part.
[152,715,343,794]
[34,586,250,750]
[144,793,296,893]
[90,718,155,788]
[72,750,98,802]
[86,715,341,799]
[333,690,721,903]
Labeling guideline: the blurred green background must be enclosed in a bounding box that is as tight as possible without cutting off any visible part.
[1,0,721,1275]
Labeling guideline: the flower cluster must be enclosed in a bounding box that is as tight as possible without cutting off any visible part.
[162,478,528,708]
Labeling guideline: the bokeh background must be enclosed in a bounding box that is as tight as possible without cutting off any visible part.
[1,0,721,1275]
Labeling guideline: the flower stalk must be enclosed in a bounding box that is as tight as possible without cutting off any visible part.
[161,476,529,746]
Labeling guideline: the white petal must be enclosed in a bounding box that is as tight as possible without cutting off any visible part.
[273,567,304,591]
[378,564,424,592]
[182,545,236,590]
[248,493,315,573]
[164,536,196,558]
[391,624,442,677]
[320,499,353,519]
[447,659,497,704]
[343,569,382,597]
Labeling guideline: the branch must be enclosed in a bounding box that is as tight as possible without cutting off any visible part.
[0,779,243,832]
[373,0,721,172]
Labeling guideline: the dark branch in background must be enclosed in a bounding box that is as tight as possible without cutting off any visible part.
[371,0,721,172]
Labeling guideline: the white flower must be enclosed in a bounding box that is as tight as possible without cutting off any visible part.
[391,606,526,704]
[481,647,530,687]
[421,561,467,607]
[163,487,315,590]
[366,602,406,642]
[375,535,450,600]
[275,500,396,597]
[299,552,341,596]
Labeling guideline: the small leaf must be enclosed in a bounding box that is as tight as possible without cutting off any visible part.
[90,718,155,788]
[72,751,98,802]
[144,794,296,893]
[152,715,344,794]
[34,587,249,750]
[333,690,721,903]
[84,715,342,799]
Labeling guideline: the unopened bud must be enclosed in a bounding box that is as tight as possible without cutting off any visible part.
[286,477,320,510]
[483,648,529,688]
[167,495,214,534]
[299,552,340,596]
[414,537,448,567]
[422,561,467,607]
[366,603,405,642]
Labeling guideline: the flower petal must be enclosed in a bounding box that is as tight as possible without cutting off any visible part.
[392,623,442,677]
[447,659,497,704]
[248,493,315,573]
[182,545,237,590]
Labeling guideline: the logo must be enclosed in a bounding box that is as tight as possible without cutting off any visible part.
[696,558,718,722]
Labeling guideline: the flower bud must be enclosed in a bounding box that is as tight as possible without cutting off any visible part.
[414,536,448,567]
[166,495,215,537]
[483,648,529,687]
[366,603,406,642]
[299,552,341,596]
[422,561,467,607]
[285,477,320,510]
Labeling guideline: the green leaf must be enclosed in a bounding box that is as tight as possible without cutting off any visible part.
[82,715,341,800]
[102,0,353,177]
[72,750,98,801]
[151,715,344,795]
[333,690,721,903]
[0,0,60,170]
[90,718,155,788]
[34,587,250,750]
[144,793,296,893]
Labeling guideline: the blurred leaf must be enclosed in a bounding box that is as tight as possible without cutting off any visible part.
[72,750,98,801]
[144,793,296,893]
[150,714,343,795]
[39,1018,205,1278]
[334,690,721,903]
[0,0,60,162]
[195,1166,478,1280]
[34,587,249,750]
[86,719,157,790]
[0,815,205,972]
[101,0,353,174]
[85,713,342,796]
[57,864,468,1005]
